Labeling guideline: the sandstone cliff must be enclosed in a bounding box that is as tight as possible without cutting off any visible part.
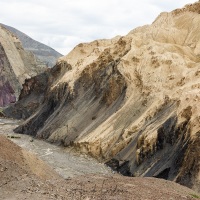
[0,24,46,107]
[7,1,200,192]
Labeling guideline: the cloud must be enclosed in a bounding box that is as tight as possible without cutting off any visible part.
[0,0,197,55]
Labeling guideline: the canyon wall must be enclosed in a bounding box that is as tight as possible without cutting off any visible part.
[7,1,200,192]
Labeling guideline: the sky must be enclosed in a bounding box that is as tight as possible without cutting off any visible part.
[0,0,197,55]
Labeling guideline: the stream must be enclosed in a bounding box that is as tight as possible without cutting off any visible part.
[0,118,112,179]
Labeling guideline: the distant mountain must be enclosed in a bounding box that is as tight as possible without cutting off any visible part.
[0,23,62,67]
[0,24,46,107]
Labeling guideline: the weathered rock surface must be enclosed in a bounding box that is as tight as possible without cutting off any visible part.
[8,1,200,192]
[0,24,46,107]
[4,62,70,119]
[1,23,63,67]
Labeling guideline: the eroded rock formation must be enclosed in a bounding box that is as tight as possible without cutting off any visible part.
[6,1,200,192]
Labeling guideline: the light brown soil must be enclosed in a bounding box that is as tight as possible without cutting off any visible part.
[0,134,199,200]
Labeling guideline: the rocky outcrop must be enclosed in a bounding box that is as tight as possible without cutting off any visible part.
[0,25,46,107]
[4,62,70,119]
[8,1,200,192]
[1,23,62,67]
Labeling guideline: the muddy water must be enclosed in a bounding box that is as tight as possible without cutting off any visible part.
[0,118,112,179]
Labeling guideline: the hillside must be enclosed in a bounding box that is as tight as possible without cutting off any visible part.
[0,135,63,199]
[0,23,62,67]
[0,24,46,107]
[4,1,200,192]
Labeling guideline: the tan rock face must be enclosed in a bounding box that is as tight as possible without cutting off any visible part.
[0,25,46,107]
[10,1,200,192]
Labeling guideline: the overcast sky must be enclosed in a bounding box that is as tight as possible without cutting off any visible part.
[0,0,197,55]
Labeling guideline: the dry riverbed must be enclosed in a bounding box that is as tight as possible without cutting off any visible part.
[0,118,112,179]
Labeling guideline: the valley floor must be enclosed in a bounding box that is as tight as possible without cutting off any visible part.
[0,118,111,179]
[0,118,199,200]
